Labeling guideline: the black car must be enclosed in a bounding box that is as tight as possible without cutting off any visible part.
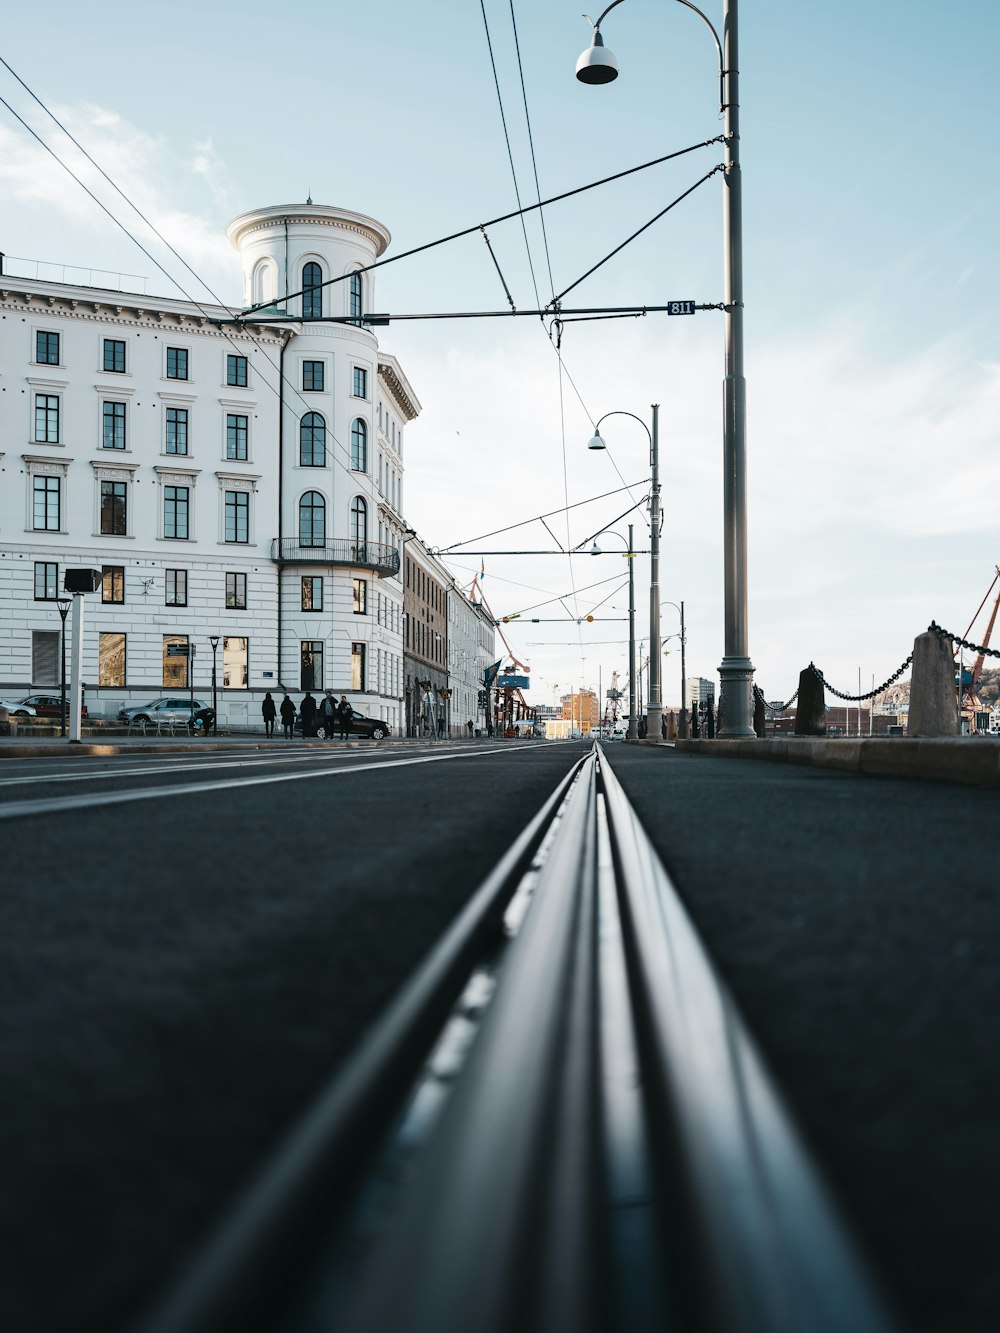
[298,708,390,740]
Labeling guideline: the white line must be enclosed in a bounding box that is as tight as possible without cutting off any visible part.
[0,746,508,822]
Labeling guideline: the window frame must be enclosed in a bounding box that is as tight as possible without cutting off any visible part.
[301,575,323,612]
[353,577,368,615]
[298,490,326,548]
[300,640,324,691]
[352,365,368,399]
[166,346,189,381]
[100,480,128,536]
[226,412,249,461]
[226,353,248,387]
[349,272,363,321]
[103,338,127,374]
[224,489,250,544]
[302,261,323,320]
[299,411,326,467]
[34,392,60,444]
[101,565,125,604]
[165,406,189,456]
[350,418,368,472]
[163,484,191,541]
[102,399,127,451]
[35,330,60,366]
[165,568,188,607]
[226,571,248,610]
[34,561,59,600]
[99,631,126,688]
[302,359,325,392]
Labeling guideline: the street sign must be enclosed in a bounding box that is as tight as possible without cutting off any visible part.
[667,300,696,315]
[167,644,190,657]
[498,674,529,689]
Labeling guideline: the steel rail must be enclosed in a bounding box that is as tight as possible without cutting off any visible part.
[136,752,591,1333]
[139,745,896,1333]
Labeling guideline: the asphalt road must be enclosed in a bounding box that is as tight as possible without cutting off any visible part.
[1,738,997,1333]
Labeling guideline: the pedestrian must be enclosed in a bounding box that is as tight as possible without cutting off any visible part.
[467,719,473,737]
[261,691,276,738]
[280,692,296,739]
[337,694,353,739]
[318,690,337,739]
[437,714,445,738]
[300,690,317,738]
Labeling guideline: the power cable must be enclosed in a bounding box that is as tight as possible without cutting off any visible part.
[439,478,649,551]
[508,0,556,301]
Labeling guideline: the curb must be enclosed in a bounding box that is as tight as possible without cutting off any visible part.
[671,737,1000,788]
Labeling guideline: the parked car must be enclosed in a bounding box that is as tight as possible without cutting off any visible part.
[0,698,36,717]
[296,708,390,740]
[118,698,208,725]
[20,694,88,718]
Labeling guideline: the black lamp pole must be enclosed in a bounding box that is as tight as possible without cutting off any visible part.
[56,598,71,739]
[210,636,220,723]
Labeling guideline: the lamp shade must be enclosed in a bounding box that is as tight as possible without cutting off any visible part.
[590,541,602,556]
[575,32,618,85]
[587,429,607,450]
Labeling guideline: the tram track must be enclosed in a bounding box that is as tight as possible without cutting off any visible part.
[138,745,896,1333]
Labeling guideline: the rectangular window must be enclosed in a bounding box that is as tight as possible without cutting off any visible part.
[33,475,61,531]
[226,354,248,387]
[302,360,324,391]
[31,630,59,685]
[351,641,366,691]
[34,561,58,600]
[103,400,126,450]
[353,366,368,399]
[166,346,189,380]
[226,571,247,609]
[353,578,367,615]
[163,485,190,540]
[100,480,127,536]
[35,393,59,443]
[99,631,126,687]
[166,407,188,455]
[103,338,126,373]
[165,568,188,606]
[301,640,323,691]
[36,331,60,365]
[301,575,323,611]
[225,490,249,543]
[223,636,249,688]
[101,565,125,604]
[163,634,189,688]
[226,413,248,460]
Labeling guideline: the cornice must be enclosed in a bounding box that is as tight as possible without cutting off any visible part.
[0,284,286,341]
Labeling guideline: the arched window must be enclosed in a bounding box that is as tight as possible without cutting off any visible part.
[299,412,326,467]
[299,491,326,548]
[351,418,367,472]
[252,259,276,307]
[349,271,363,320]
[302,261,323,319]
[350,495,368,552]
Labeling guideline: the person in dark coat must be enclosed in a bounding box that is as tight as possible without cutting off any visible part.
[279,693,296,739]
[300,691,317,737]
[318,690,337,739]
[337,694,353,739]
[261,692,276,738]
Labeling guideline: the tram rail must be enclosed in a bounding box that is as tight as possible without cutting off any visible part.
[138,745,895,1333]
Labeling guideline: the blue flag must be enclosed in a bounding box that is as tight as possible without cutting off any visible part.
[483,660,502,688]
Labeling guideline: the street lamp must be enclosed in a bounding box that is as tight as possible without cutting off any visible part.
[209,635,220,723]
[588,407,661,740]
[56,598,71,739]
[590,525,637,739]
[576,0,754,737]
[662,599,687,737]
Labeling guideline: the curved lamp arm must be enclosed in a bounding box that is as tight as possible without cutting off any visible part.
[587,0,726,114]
[594,408,652,445]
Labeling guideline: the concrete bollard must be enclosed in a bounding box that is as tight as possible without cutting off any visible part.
[794,666,826,736]
[907,631,959,736]
[666,711,677,740]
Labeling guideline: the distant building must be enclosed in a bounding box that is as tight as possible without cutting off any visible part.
[688,676,716,708]
[560,689,599,734]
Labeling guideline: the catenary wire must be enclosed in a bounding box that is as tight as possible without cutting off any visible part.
[439,479,649,551]
[508,0,556,302]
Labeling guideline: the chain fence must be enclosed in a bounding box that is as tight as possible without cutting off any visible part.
[929,620,1000,660]
[753,683,798,712]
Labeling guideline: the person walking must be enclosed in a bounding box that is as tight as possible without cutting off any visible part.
[261,692,277,738]
[337,694,353,740]
[280,693,296,740]
[300,690,317,738]
[318,690,337,739]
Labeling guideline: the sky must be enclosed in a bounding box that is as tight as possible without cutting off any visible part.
[2,1,998,711]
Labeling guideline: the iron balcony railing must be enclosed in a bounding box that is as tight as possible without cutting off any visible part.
[270,538,400,577]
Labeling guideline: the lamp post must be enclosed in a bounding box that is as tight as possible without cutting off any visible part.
[589,524,637,739]
[662,599,687,737]
[577,0,754,737]
[209,635,220,723]
[56,598,71,739]
[588,407,661,740]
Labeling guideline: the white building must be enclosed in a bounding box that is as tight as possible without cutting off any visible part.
[447,581,495,736]
[687,676,716,708]
[0,203,418,730]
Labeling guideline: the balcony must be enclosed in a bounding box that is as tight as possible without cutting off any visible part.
[270,537,400,577]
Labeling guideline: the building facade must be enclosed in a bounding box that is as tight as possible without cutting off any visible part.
[447,581,495,736]
[402,535,450,736]
[0,203,418,730]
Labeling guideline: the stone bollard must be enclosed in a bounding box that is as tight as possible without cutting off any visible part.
[907,630,959,736]
[690,703,700,739]
[794,666,826,736]
[666,711,677,741]
[753,691,767,738]
[705,704,716,739]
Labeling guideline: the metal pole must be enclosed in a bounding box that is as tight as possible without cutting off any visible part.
[717,0,755,736]
[647,404,662,740]
[69,594,84,744]
[627,523,637,740]
[57,601,70,739]
[211,638,219,718]
[679,599,688,738]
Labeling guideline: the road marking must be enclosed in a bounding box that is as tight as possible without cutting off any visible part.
[0,746,526,822]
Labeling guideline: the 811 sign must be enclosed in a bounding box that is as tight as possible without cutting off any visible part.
[667,300,696,315]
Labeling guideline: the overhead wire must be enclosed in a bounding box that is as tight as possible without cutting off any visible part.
[0,59,353,472]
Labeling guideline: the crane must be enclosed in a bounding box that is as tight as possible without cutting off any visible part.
[955,566,1000,725]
